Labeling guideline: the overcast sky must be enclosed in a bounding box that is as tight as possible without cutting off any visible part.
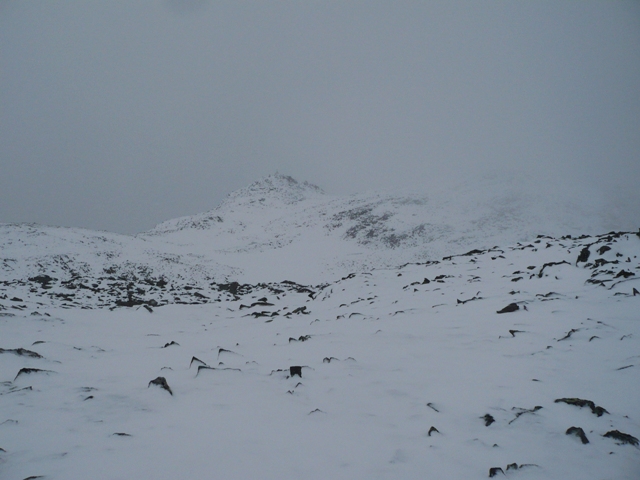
[1,1,639,234]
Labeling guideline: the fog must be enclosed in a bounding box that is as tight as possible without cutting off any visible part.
[1,1,639,234]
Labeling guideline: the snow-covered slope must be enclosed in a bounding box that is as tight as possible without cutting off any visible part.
[1,230,639,479]
[0,172,623,287]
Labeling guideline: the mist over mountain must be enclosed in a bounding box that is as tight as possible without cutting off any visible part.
[1,171,629,285]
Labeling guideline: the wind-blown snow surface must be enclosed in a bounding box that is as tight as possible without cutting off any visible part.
[1,229,639,479]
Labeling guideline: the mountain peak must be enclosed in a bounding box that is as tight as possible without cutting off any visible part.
[223,173,324,207]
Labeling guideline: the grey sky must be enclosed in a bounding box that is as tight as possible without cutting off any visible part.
[1,1,639,234]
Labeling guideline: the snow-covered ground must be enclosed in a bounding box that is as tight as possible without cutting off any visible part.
[1,175,639,479]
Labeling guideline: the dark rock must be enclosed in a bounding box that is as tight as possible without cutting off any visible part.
[509,406,542,424]
[426,402,439,412]
[538,261,570,278]
[422,278,430,284]
[0,348,42,358]
[112,432,132,437]
[14,368,53,381]
[323,357,338,363]
[509,330,524,337]
[427,426,440,436]
[290,366,302,377]
[190,356,207,368]
[29,275,57,287]
[161,341,179,348]
[597,245,611,255]
[566,426,589,444]
[603,430,639,446]
[633,288,639,296]
[506,463,518,471]
[576,247,591,264]
[554,398,608,417]
[615,270,635,278]
[483,414,495,426]
[489,467,504,477]
[558,328,579,341]
[497,303,519,314]
[148,376,172,395]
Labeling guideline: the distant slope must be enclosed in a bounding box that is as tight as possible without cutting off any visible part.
[0,172,629,285]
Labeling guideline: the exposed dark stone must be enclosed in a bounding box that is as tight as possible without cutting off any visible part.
[426,402,439,412]
[289,335,311,343]
[422,278,430,284]
[615,270,635,278]
[576,246,590,264]
[323,357,338,363]
[427,426,440,436]
[538,261,570,278]
[483,414,495,426]
[112,432,132,437]
[554,398,609,417]
[190,356,207,368]
[508,406,542,424]
[457,296,482,305]
[633,288,639,296]
[566,426,589,444]
[489,467,504,477]
[497,303,519,314]
[597,245,611,255]
[558,328,579,341]
[161,341,179,348]
[506,463,518,471]
[148,376,172,395]
[509,330,524,337]
[14,368,53,381]
[0,348,42,358]
[290,366,302,377]
[603,430,639,446]
[29,275,57,287]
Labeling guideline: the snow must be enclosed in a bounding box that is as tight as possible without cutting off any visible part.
[1,174,639,479]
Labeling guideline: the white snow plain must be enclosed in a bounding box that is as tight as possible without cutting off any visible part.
[1,175,639,479]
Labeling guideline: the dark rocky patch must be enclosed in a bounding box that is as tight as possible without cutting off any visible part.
[427,426,440,436]
[426,403,439,413]
[558,328,580,341]
[496,303,519,314]
[189,356,207,368]
[576,247,591,264]
[0,348,42,358]
[488,467,504,477]
[509,330,524,337]
[615,270,635,278]
[112,432,131,437]
[457,296,482,305]
[597,245,611,255]
[148,376,172,395]
[14,368,53,381]
[566,426,589,444]
[509,406,542,424]
[323,357,338,363]
[483,414,495,426]
[290,366,302,377]
[554,398,608,417]
[161,341,179,348]
[289,335,311,343]
[602,430,638,446]
[538,261,570,278]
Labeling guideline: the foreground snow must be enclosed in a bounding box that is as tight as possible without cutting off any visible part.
[1,231,639,479]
